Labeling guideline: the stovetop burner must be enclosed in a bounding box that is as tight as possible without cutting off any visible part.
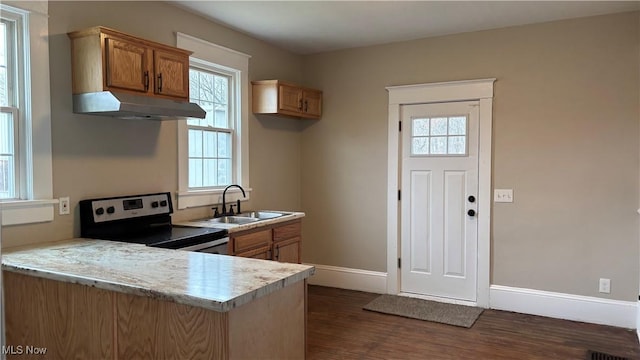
[79,192,227,249]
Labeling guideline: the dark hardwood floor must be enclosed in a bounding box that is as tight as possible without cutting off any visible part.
[307,286,640,360]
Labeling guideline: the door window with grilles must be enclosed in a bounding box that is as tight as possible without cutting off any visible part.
[187,67,233,188]
[411,115,467,156]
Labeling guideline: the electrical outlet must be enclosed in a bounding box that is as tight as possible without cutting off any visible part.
[599,278,611,294]
[494,189,513,203]
[59,197,70,215]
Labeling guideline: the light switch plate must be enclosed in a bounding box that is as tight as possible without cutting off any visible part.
[494,189,513,203]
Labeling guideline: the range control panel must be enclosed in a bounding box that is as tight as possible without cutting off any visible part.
[90,192,172,223]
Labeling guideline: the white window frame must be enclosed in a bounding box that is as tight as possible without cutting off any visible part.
[0,2,55,226]
[176,33,251,210]
[187,62,236,188]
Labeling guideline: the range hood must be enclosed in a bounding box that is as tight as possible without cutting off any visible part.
[72,91,206,120]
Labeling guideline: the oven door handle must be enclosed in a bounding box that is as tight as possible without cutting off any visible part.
[178,237,229,252]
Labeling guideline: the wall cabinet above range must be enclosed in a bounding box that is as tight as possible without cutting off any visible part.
[252,80,322,119]
[68,26,191,101]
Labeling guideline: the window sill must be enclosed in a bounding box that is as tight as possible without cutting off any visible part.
[0,199,58,225]
[176,188,252,210]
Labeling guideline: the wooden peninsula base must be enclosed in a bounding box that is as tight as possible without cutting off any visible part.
[4,271,306,359]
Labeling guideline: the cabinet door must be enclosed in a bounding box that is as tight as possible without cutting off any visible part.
[154,49,190,100]
[274,237,300,264]
[104,35,151,93]
[302,90,322,118]
[278,84,303,114]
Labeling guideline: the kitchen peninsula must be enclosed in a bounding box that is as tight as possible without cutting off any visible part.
[2,239,314,359]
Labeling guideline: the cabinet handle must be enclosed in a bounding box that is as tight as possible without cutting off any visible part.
[144,71,149,91]
[157,73,163,93]
[274,246,279,260]
[298,98,303,111]
[304,100,308,112]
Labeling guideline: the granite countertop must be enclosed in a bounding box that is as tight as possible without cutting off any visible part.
[1,239,314,312]
[175,211,305,233]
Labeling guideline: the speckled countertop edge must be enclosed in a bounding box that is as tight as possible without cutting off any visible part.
[2,239,315,313]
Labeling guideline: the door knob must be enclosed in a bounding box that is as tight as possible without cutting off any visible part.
[467,209,476,217]
[468,195,476,203]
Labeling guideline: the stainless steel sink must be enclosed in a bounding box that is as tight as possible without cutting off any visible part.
[236,211,285,220]
[207,216,259,225]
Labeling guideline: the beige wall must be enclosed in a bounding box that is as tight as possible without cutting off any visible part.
[2,2,638,303]
[301,12,640,301]
[2,1,304,248]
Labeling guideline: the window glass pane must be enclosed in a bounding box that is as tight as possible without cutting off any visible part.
[412,118,429,136]
[214,75,228,105]
[189,69,199,103]
[189,159,203,188]
[199,71,214,102]
[0,111,14,198]
[217,159,231,186]
[412,137,429,155]
[448,136,466,154]
[0,155,13,199]
[449,116,466,135]
[0,21,7,107]
[0,111,13,154]
[217,132,231,158]
[430,117,447,136]
[202,130,217,158]
[430,136,447,154]
[203,159,217,187]
[214,104,227,128]
[188,129,202,157]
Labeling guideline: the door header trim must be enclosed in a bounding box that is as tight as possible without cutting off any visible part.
[387,78,496,105]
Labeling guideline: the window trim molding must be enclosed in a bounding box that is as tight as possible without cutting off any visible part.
[0,2,53,226]
[176,33,251,210]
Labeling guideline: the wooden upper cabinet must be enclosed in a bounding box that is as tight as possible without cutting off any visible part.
[68,26,191,101]
[302,89,322,118]
[153,49,190,99]
[104,35,151,93]
[252,80,322,119]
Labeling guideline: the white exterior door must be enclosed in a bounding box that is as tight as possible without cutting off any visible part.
[400,101,479,302]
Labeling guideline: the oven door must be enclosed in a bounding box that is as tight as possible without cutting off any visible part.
[178,237,229,254]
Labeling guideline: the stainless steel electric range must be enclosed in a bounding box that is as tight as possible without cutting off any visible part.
[79,192,229,254]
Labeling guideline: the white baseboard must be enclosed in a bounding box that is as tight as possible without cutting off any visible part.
[305,263,387,294]
[490,285,637,329]
[303,265,637,329]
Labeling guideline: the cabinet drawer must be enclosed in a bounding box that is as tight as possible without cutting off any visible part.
[236,245,271,260]
[233,229,272,253]
[274,221,301,242]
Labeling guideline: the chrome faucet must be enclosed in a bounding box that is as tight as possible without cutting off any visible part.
[220,184,246,216]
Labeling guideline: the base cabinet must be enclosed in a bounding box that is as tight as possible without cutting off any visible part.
[4,272,306,359]
[229,219,302,263]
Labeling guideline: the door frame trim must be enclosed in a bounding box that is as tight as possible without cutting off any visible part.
[386,79,495,307]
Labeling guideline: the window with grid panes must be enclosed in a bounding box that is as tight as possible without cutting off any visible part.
[187,66,234,188]
[0,15,20,199]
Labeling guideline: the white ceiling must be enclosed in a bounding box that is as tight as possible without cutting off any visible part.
[171,1,640,55]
